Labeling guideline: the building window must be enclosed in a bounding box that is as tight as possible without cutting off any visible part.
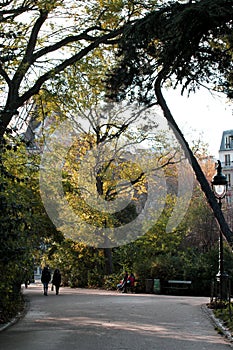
[225,154,231,166]
[227,173,231,187]
[226,136,230,148]
[225,135,233,149]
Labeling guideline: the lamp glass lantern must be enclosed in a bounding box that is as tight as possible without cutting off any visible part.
[211,161,228,200]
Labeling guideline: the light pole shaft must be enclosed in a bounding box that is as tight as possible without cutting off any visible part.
[217,198,228,301]
[211,161,229,302]
[218,229,224,300]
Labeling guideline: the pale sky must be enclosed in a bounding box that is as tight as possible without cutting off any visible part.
[163,87,233,159]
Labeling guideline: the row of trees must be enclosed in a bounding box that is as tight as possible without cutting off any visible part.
[0,0,153,322]
[41,178,233,296]
[0,0,233,321]
[0,0,232,241]
[2,103,231,322]
[0,141,63,321]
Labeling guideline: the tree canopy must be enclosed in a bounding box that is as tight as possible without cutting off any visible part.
[107,0,233,102]
[1,0,232,245]
[1,2,233,321]
[106,0,233,245]
[0,0,159,138]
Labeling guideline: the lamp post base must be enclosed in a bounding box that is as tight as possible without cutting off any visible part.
[216,272,229,302]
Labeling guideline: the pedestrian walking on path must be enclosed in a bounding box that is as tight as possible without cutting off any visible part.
[52,269,61,295]
[41,266,51,296]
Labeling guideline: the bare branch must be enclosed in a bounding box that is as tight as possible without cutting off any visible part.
[18,27,124,106]
[13,10,49,85]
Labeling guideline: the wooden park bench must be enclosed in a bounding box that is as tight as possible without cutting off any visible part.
[163,280,192,294]
[167,280,192,290]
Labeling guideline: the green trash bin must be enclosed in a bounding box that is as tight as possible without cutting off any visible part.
[153,279,161,294]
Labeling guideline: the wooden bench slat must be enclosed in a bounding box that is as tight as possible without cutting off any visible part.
[168,280,191,284]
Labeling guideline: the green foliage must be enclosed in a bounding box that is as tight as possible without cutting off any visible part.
[102,273,122,290]
[36,167,233,297]
[107,0,233,102]
[0,0,160,139]
[213,304,233,332]
[45,240,106,288]
[1,1,233,323]
[182,186,219,251]
[0,139,61,323]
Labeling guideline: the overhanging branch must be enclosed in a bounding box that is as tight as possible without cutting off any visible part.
[154,71,233,245]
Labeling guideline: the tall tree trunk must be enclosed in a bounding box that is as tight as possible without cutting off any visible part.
[154,75,233,245]
[95,170,113,274]
[104,247,113,275]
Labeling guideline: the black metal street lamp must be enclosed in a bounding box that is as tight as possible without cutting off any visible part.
[211,160,228,301]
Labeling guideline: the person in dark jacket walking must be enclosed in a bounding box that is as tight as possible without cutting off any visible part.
[52,269,61,295]
[41,266,51,296]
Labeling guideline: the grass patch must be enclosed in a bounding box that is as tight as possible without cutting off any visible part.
[212,302,233,334]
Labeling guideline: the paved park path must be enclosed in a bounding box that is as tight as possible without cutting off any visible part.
[0,283,232,350]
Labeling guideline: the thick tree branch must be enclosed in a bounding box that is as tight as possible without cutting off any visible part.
[0,24,125,138]
[0,2,33,20]
[24,10,49,61]
[154,71,233,245]
[32,25,122,62]
[13,9,49,86]
[18,27,124,105]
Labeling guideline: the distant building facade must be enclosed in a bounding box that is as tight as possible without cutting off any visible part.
[219,129,233,203]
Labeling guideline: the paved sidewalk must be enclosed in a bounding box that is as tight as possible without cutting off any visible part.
[0,283,232,350]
